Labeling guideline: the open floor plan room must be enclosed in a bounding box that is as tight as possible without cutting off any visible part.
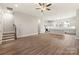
[0,3,79,55]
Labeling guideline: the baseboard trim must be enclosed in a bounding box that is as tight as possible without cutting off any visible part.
[76,36,79,39]
[17,33,38,39]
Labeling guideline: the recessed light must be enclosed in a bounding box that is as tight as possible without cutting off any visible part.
[14,4,18,7]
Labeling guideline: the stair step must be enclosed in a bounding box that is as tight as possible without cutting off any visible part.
[2,38,14,44]
[3,32,15,35]
[2,30,17,41]
[3,35,15,38]
[3,34,15,37]
[2,36,15,40]
[2,32,15,39]
[2,25,17,42]
[2,38,14,41]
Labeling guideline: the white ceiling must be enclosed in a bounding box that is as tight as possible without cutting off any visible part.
[0,3,79,18]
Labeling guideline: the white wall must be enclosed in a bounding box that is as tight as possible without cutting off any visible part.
[0,15,2,44]
[44,11,76,20]
[0,7,2,44]
[76,10,79,38]
[2,12,14,33]
[0,21,2,44]
[14,11,38,38]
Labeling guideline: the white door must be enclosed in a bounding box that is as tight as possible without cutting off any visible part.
[2,10,14,33]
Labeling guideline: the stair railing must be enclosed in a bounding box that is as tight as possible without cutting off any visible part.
[13,24,17,40]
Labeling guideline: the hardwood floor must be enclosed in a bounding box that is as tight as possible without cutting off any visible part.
[0,33,79,55]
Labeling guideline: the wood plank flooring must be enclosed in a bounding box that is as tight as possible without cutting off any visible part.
[0,33,79,55]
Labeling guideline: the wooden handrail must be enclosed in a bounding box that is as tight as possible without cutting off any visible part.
[13,24,17,40]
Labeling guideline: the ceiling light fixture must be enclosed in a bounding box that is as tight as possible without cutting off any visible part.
[36,3,52,12]
[14,4,18,7]
[36,3,52,34]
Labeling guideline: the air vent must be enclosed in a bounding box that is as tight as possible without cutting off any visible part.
[6,7,13,11]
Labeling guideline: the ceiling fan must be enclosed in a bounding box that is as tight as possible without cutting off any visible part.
[36,3,52,12]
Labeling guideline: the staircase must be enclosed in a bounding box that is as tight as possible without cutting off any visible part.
[2,24,17,43]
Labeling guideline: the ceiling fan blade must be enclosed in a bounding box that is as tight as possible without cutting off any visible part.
[36,8,40,9]
[7,7,13,11]
[39,3,42,6]
[41,10,43,12]
[43,3,45,6]
[46,4,52,7]
[46,8,51,10]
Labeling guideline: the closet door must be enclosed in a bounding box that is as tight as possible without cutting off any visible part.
[2,12,14,33]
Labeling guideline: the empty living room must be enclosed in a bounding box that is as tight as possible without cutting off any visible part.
[0,3,79,55]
